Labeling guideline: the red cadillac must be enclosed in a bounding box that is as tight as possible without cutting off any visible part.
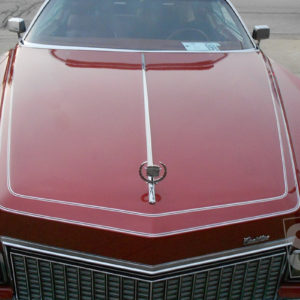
[0,0,300,299]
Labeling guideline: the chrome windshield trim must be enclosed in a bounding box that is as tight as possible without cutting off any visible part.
[1,237,292,276]
[21,41,257,53]
[226,0,257,49]
[22,0,50,42]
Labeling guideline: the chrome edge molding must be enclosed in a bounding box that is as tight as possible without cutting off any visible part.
[1,236,292,276]
[21,41,258,54]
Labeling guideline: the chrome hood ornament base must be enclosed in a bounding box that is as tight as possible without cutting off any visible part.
[139,162,167,204]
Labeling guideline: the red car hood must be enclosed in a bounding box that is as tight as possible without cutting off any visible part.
[0,46,298,237]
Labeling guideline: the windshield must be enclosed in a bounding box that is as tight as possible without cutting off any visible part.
[25,0,254,51]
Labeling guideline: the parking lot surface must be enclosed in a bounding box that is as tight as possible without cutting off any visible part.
[0,0,42,53]
[232,0,300,78]
[0,0,299,77]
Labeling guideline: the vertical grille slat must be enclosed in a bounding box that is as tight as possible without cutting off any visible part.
[36,260,43,299]
[39,260,53,300]
[23,257,31,300]
[9,248,287,300]
[264,254,286,299]
[77,267,81,300]
[49,262,55,300]
[137,280,150,300]
[166,277,180,300]
[251,259,262,300]
[122,277,135,300]
[152,281,165,300]
[228,265,237,299]
[215,267,223,300]
[177,276,182,300]
[52,263,67,299]
[63,265,68,300]
[180,275,194,300]
[11,254,29,300]
[219,265,234,299]
[94,272,106,299]
[105,274,109,300]
[80,269,93,300]
[230,264,247,299]
[65,265,79,299]
[203,270,210,299]
[120,276,123,300]
[190,274,196,300]
[193,272,208,299]
[26,257,41,299]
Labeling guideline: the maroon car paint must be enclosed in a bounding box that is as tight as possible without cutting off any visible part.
[278,284,300,298]
[0,46,299,237]
[272,60,300,188]
[0,46,300,266]
[0,52,10,118]
[0,286,13,299]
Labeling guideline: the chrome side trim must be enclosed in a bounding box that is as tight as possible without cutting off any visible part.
[1,237,292,276]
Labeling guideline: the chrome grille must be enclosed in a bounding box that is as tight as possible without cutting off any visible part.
[9,247,286,300]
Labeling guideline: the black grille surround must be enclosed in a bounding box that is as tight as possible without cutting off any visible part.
[4,245,288,300]
[0,253,7,284]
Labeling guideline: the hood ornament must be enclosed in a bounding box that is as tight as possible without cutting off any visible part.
[139,162,167,205]
[139,162,167,184]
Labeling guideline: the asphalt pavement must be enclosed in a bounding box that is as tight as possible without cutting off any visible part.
[0,0,299,77]
[232,0,300,78]
[0,0,43,53]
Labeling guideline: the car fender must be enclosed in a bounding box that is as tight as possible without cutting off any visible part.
[271,59,300,187]
[0,51,13,115]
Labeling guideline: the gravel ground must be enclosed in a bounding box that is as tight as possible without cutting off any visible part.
[0,0,299,77]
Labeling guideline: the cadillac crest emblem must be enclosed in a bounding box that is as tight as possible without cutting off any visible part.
[139,162,167,185]
[139,162,167,204]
